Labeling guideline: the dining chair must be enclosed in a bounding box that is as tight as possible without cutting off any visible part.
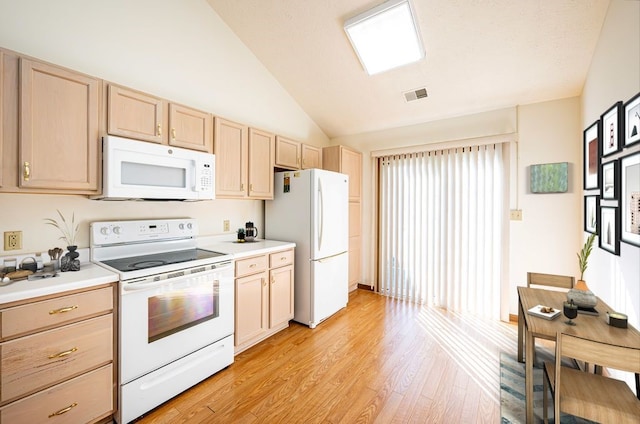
[523,272,575,363]
[543,332,640,424]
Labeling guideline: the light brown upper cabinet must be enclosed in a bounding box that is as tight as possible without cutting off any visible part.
[275,136,300,170]
[0,51,4,188]
[19,59,99,192]
[214,119,273,199]
[275,136,322,170]
[322,145,361,202]
[107,84,165,144]
[214,117,248,198]
[301,144,322,169]
[168,103,212,152]
[247,127,275,199]
[107,84,212,153]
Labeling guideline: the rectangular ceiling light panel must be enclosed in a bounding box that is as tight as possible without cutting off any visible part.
[344,0,425,75]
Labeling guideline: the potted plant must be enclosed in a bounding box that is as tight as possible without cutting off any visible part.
[45,210,80,271]
[567,233,597,308]
[237,228,245,242]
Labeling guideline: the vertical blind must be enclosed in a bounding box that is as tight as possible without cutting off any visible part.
[379,144,505,319]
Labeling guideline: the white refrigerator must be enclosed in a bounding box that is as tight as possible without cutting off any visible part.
[265,169,349,328]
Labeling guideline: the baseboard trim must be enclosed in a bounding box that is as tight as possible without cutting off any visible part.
[509,313,518,323]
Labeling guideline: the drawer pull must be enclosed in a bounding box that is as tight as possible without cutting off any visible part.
[48,402,78,418]
[249,263,256,268]
[48,347,78,359]
[280,256,287,261]
[49,305,78,314]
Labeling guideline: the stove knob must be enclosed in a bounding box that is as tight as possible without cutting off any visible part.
[187,223,193,230]
[100,227,110,235]
[112,226,122,235]
[179,223,185,230]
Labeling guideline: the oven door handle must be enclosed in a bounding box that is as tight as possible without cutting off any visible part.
[122,270,225,292]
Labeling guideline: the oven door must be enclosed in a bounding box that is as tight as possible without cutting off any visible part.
[119,263,233,384]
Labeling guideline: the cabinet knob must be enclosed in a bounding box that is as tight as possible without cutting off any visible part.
[157,124,162,136]
[23,162,30,181]
[262,278,266,286]
[171,128,176,140]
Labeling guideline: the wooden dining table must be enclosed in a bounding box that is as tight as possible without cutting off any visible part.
[517,286,640,423]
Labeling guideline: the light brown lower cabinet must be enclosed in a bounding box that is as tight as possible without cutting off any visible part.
[234,248,294,354]
[0,284,116,423]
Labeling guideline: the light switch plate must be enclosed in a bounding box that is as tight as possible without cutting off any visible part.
[510,210,523,221]
[223,220,230,232]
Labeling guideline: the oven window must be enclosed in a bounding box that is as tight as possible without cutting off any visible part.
[121,161,186,188]
[148,280,219,343]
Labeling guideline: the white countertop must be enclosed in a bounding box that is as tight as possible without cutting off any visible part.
[1,238,295,305]
[0,263,118,306]
[198,238,296,259]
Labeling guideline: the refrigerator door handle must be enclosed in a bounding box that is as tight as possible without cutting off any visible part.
[318,178,324,251]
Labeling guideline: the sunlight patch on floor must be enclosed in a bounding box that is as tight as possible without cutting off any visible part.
[416,306,517,403]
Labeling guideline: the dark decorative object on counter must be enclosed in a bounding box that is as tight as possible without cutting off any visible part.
[60,245,80,272]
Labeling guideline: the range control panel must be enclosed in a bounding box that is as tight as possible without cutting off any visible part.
[90,219,198,246]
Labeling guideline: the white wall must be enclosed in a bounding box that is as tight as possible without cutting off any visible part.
[0,0,330,256]
[333,0,640,326]
[580,0,640,328]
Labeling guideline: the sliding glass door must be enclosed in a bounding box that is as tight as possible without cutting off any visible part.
[378,144,506,319]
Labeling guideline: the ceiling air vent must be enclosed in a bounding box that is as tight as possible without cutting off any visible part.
[404,87,428,102]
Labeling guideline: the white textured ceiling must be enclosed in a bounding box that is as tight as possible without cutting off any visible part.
[207,0,610,139]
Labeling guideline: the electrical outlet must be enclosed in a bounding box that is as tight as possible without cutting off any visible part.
[510,210,523,221]
[223,220,230,232]
[4,231,23,250]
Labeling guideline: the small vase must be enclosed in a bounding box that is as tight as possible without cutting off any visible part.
[60,245,81,272]
[566,279,597,308]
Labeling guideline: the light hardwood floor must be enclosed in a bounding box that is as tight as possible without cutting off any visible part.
[135,290,518,423]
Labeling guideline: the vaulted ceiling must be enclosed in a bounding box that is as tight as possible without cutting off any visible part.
[207,0,610,139]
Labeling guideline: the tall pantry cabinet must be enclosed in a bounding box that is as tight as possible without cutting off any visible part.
[322,145,362,291]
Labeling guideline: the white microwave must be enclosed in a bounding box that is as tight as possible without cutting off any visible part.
[93,135,215,201]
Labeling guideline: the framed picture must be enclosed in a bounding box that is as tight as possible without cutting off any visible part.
[601,160,619,200]
[624,92,640,147]
[583,121,599,190]
[599,205,620,255]
[601,101,623,157]
[530,162,568,193]
[620,151,640,247]
[584,195,599,234]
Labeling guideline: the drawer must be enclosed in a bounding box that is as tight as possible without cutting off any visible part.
[1,314,113,403]
[235,254,268,278]
[0,364,113,424]
[1,286,113,339]
[269,249,294,268]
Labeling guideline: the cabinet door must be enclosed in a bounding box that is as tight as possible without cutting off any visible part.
[269,264,294,328]
[247,128,274,199]
[341,147,362,201]
[214,117,248,198]
[19,59,99,191]
[168,103,212,153]
[0,51,3,188]
[348,236,361,290]
[302,144,322,169]
[108,84,166,144]
[275,136,300,169]
[235,272,268,346]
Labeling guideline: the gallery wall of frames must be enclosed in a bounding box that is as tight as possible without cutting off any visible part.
[583,92,640,255]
